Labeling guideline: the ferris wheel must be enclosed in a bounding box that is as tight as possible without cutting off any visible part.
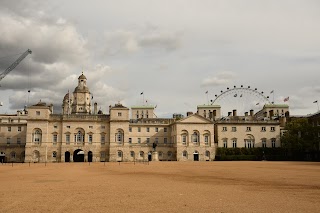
[210,85,271,117]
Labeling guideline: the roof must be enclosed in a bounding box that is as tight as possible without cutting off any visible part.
[197,104,221,108]
[131,105,155,109]
[78,73,87,80]
[263,104,289,108]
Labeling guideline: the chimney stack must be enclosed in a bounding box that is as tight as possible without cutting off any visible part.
[233,109,237,116]
[228,112,232,116]
[187,111,193,116]
[250,109,254,116]
[269,110,274,118]
[94,102,98,114]
[245,112,248,116]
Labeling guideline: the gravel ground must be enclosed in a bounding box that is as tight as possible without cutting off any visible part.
[0,161,320,213]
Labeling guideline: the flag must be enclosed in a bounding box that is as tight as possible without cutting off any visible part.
[205,91,208,94]
[284,97,289,102]
[28,90,30,93]
[234,94,237,97]
[314,100,318,103]
[140,92,143,95]
[256,103,259,105]
[240,94,242,97]
[270,90,274,94]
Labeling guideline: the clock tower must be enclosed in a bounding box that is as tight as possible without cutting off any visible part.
[71,72,92,114]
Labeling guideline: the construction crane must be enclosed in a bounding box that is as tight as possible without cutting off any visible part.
[0,49,32,82]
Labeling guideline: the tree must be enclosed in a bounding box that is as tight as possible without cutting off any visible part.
[281,118,320,160]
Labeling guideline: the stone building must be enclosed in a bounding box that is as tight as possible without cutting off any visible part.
[0,73,289,163]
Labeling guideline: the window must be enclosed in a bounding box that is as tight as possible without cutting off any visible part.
[89,126,93,129]
[204,135,209,145]
[164,138,167,144]
[159,152,163,157]
[88,135,93,144]
[52,151,57,158]
[66,126,70,129]
[182,135,187,145]
[117,151,122,157]
[101,152,106,158]
[164,128,167,132]
[223,139,228,148]
[146,127,150,132]
[146,138,149,143]
[205,151,210,157]
[54,125,58,129]
[116,130,123,143]
[10,152,16,159]
[66,134,70,144]
[18,126,21,132]
[138,127,141,132]
[232,139,237,148]
[129,127,132,132]
[101,135,105,145]
[192,132,199,143]
[130,151,135,157]
[7,138,11,144]
[138,138,141,144]
[271,127,275,132]
[232,127,237,132]
[261,127,266,132]
[246,127,251,131]
[129,138,132,144]
[155,127,159,132]
[182,151,187,157]
[245,140,254,148]
[118,112,122,116]
[33,129,42,144]
[17,138,21,145]
[168,151,173,157]
[101,126,105,129]
[271,138,276,148]
[8,127,11,132]
[36,111,40,115]
[76,131,84,143]
[222,127,227,131]
[262,138,266,148]
[53,134,57,145]
[139,151,144,158]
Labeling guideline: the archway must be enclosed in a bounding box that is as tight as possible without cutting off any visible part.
[88,151,93,162]
[193,151,199,161]
[73,149,84,162]
[65,151,70,162]
[0,152,5,163]
[148,152,152,161]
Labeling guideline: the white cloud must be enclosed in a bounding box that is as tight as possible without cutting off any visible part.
[201,71,236,87]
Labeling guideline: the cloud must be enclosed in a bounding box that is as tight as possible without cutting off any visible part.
[201,71,236,87]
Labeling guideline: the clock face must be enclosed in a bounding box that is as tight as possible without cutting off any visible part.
[78,95,84,102]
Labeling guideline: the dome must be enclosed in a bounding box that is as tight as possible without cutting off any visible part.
[78,72,87,80]
[63,93,73,102]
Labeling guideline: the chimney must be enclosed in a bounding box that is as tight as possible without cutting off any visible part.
[94,102,98,114]
[228,112,232,116]
[269,110,274,118]
[187,111,193,116]
[244,112,248,116]
[233,109,237,116]
[250,109,254,116]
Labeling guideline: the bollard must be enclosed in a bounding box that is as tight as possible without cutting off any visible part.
[29,162,30,167]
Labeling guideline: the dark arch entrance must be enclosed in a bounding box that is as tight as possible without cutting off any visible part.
[193,152,199,161]
[73,149,84,162]
[88,151,93,162]
[65,151,70,162]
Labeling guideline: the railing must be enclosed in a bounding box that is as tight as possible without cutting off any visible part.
[130,118,174,124]
[217,120,279,124]
[50,114,109,121]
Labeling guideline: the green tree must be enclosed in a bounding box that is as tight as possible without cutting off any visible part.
[281,118,320,159]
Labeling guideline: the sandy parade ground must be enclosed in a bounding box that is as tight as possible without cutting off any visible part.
[0,161,320,213]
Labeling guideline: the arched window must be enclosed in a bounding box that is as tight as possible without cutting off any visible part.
[130,151,135,158]
[76,131,84,143]
[117,150,123,158]
[158,151,163,157]
[182,150,188,158]
[205,150,210,157]
[168,151,173,158]
[181,130,188,145]
[192,131,199,143]
[33,129,42,144]
[10,151,16,159]
[139,151,144,158]
[116,129,124,143]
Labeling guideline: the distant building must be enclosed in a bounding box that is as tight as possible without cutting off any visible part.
[0,73,290,163]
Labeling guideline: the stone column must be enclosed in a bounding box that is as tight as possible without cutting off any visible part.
[152,151,159,161]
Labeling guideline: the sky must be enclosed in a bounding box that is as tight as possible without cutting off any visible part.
[0,0,320,117]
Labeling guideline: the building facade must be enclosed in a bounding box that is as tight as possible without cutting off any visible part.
[0,73,289,163]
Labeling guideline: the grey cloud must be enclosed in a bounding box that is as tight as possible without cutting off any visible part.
[201,71,236,87]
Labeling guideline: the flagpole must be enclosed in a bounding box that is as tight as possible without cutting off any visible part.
[206,92,209,105]
[273,91,274,104]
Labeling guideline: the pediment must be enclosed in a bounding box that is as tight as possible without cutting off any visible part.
[177,114,212,124]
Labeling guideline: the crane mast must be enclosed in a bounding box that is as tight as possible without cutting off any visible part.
[0,49,32,81]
